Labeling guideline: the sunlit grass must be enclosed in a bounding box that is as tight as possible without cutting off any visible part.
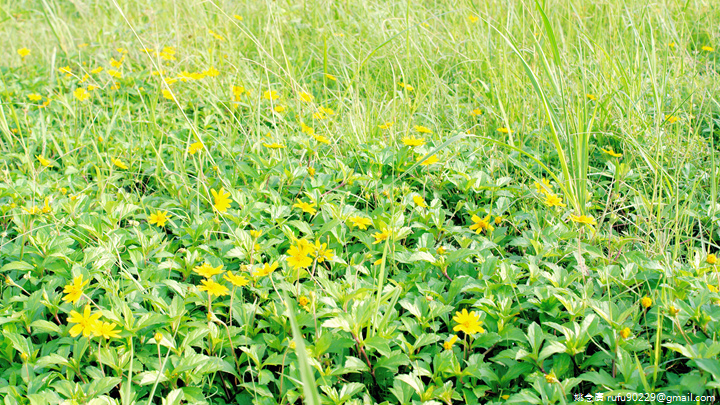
[0,0,719,403]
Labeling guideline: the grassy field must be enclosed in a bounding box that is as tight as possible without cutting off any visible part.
[1,0,720,404]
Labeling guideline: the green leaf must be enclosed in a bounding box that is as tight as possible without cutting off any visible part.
[283,291,322,405]
[136,371,168,386]
[0,261,33,272]
[579,370,618,389]
[30,320,61,334]
[695,358,720,380]
[374,351,409,373]
[342,356,369,373]
[86,377,121,397]
[4,332,30,354]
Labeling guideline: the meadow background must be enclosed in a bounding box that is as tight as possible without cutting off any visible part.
[1,0,720,404]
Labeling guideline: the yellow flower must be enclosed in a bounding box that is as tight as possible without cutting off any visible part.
[224,271,249,287]
[204,67,220,77]
[701,46,714,52]
[293,199,317,215]
[373,258,383,266]
[468,15,479,23]
[262,142,286,149]
[640,296,652,308]
[601,147,622,158]
[665,114,680,124]
[162,89,174,100]
[543,193,566,208]
[437,246,446,255]
[42,197,51,214]
[668,42,676,49]
[413,195,427,208]
[59,66,72,75]
[36,155,51,167]
[254,261,279,277]
[312,240,334,263]
[619,327,631,339]
[189,141,203,155]
[398,82,414,91]
[73,88,90,101]
[287,245,314,270]
[469,214,495,234]
[107,69,122,79]
[668,306,680,317]
[708,284,718,293]
[414,125,432,134]
[545,371,559,384]
[110,57,124,68]
[452,309,484,335]
[18,48,30,58]
[372,228,391,244]
[112,158,128,170]
[378,122,394,130]
[470,108,482,117]
[211,187,232,213]
[67,305,102,338]
[60,188,68,195]
[249,229,262,239]
[443,335,458,350]
[319,106,335,116]
[494,216,503,225]
[325,73,337,81]
[23,205,41,215]
[93,322,121,340]
[62,275,89,305]
[232,85,245,98]
[148,211,170,227]
[313,134,330,144]
[27,94,42,102]
[533,178,552,194]
[568,214,596,226]
[296,238,314,256]
[273,105,286,113]
[233,14,243,21]
[402,136,425,147]
[193,262,224,279]
[586,94,597,101]
[348,216,372,230]
[497,127,512,133]
[263,90,279,100]
[300,122,314,135]
[160,47,176,61]
[417,154,439,166]
[706,254,717,265]
[299,92,314,102]
[298,296,310,307]
[209,30,225,41]
[198,279,229,297]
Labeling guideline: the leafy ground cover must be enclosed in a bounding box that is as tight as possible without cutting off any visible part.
[1,1,720,404]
